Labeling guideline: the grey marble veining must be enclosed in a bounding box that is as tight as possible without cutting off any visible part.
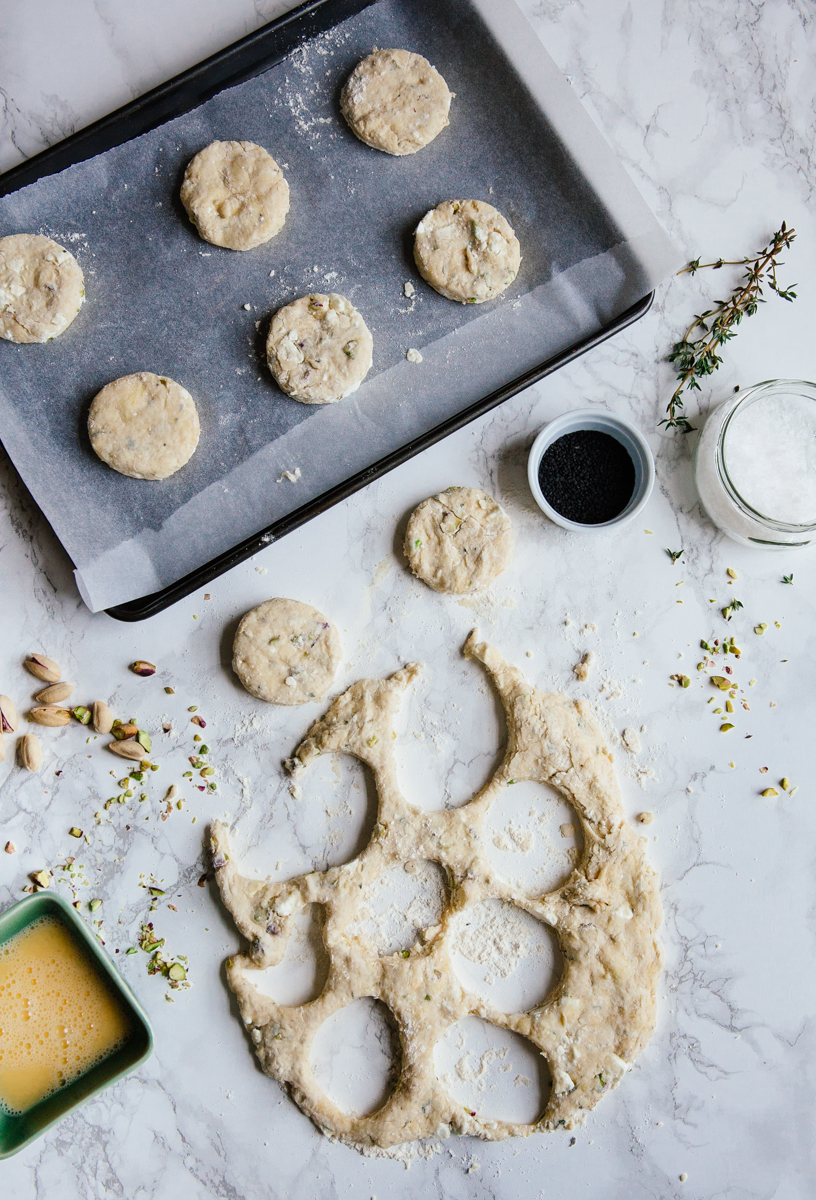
[1,1,816,1198]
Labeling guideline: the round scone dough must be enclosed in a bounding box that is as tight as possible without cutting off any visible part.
[404,486,514,594]
[414,199,521,304]
[233,598,342,705]
[340,48,452,156]
[180,140,290,251]
[0,233,84,344]
[87,372,200,480]
[266,293,373,404]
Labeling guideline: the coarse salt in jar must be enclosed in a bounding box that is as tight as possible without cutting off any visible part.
[693,379,816,547]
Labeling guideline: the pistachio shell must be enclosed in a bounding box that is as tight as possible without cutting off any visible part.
[30,705,72,728]
[24,654,61,683]
[35,682,74,704]
[18,733,43,772]
[0,694,18,733]
[92,700,114,734]
[108,739,147,761]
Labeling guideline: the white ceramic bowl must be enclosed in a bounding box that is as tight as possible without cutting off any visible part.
[527,408,655,531]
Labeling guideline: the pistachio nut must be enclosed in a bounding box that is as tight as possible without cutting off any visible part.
[35,682,74,704]
[18,733,43,772]
[130,661,156,677]
[112,720,139,740]
[30,705,72,728]
[108,739,148,762]
[92,700,114,734]
[24,654,61,683]
[72,706,92,725]
[0,694,18,733]
[30,869,51,889]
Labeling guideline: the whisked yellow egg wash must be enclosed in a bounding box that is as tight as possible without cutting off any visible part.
[0,916,132,1114]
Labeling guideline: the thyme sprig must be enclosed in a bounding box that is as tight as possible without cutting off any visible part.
[663,223,797,433]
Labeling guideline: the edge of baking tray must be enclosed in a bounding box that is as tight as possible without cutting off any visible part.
[0,0,377,196]
[105,289,653,621]
[0,0,654,621]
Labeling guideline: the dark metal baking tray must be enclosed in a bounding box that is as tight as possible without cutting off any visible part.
[0,0,654,621]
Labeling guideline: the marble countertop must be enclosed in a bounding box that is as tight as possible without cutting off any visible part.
[1,1,815,1197]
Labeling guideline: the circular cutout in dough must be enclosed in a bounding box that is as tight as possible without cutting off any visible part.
[404,486,514,594]
[0,233,85,344]
[180,140,290,251]
[341,48,452,156]
[413,200,521,304]
[233,598,342,705]
[87,372,200,480]
[266,293,373,404]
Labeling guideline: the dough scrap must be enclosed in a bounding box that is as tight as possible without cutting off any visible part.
[266,293,373,404]
[87,372,200,480]
[232,598,341,705]
[0,234,84,343]
[404,486,514,593]
[212,630,662,1151]
[414,200,521,304]
[341,48,452,156]
[180,140,289,251]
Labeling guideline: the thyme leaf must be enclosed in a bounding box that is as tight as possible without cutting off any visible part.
[662,223,797,433]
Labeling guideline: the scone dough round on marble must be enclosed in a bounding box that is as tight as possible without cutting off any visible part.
[414,199,521,304]
[180,140,290,251]
[0,234,85,343]
[233,598,341,705]
[341,48,452,156]
[87,372,200,480]
[404,486,514,593]
[266,293,373,404]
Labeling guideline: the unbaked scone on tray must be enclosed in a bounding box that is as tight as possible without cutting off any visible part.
[266,293,373,404]
[180,140,290,251]
[341,48,452,156]
[87,372,200,480]
[0,233,85,344]
[414,199,521,304]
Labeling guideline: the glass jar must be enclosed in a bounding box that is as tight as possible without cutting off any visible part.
[693,379,816,547]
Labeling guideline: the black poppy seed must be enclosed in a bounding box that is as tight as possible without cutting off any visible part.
[538,430,635,524]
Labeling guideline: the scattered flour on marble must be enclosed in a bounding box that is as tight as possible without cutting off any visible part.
[233,711,274,747]
[351,860,446,956]
[456,901,541,983]
[370,557,393,588]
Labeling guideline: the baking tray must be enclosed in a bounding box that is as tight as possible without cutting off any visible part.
[0,0,672,621]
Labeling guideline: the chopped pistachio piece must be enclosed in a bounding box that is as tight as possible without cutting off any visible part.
[88,898,102,912]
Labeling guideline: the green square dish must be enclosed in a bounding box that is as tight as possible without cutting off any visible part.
[0,890,153,1159]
